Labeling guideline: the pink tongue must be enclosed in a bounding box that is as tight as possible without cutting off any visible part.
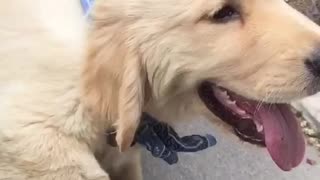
[256,104,305,171]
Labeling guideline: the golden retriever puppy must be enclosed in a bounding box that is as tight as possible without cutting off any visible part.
[1,0,320,179]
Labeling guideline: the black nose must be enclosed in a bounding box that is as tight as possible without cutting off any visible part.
[305,56,320,77]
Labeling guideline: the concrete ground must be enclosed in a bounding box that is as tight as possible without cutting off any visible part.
[288,0,320,24]
[142,118,320,180]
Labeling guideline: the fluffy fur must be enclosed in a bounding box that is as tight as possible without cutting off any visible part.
[1,0,320,179]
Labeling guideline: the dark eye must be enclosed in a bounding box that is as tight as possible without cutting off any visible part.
[211,5,239,23]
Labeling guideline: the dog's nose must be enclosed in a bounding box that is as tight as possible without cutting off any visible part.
[305,54,320,76]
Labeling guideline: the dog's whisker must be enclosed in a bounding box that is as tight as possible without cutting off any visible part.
[254,88,273,116]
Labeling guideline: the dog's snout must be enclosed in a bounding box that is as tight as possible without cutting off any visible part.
[305,54,320,77]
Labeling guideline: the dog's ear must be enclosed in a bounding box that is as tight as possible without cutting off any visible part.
[83,6,146,152]
[115,52,146,152]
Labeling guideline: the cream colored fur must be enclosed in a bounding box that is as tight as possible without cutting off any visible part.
[0,0,113,179]
[1,0,320,179]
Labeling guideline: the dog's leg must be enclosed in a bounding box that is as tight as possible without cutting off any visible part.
[27,167,110,180]
[0,131,111,180]
[24,152,111,180]
[1,153,111,180]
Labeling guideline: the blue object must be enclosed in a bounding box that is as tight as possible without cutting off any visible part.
[80,0,94,18]
[80,0,218,165]
[137,113,217,165]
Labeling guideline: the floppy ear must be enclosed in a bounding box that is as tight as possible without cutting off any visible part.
[116,52,146,152]
[83,5,145,152]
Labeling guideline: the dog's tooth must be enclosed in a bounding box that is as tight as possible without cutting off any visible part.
[217,90,229,100]
[225,100,233,105]
[254,121,263,132]
[257,125,264,132]
[236,109,246,115]
[228,100,236,105]
[300,121,308,128]
[237,109,253,119]
[222,91,229,98]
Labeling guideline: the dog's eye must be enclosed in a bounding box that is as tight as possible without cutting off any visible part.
[211,5,239,23]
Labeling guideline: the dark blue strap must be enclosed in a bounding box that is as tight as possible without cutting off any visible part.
[136,113,217,165]
[136,122,178,165]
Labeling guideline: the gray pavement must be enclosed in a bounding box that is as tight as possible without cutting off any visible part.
[142,117,320,180]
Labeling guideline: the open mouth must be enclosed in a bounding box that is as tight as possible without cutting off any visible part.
[198,82,306,171]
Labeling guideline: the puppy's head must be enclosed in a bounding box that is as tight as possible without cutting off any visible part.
[83,0,320,169]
